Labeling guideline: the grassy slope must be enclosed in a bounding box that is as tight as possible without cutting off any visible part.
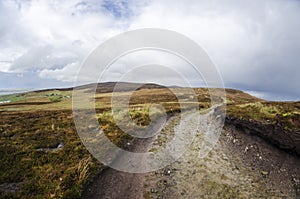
[0,85,299,198]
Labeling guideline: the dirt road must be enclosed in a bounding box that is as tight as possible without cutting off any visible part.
[83,111,300,199]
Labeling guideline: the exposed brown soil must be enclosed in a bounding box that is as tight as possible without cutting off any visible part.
[81,116,175,199]
[223,124,300,198]
[226,115,300,155]
[81,137,152,199]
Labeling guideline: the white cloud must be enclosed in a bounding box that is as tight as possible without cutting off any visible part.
[0,0,299,100]
[129,0,300,99]
[100,50,203,87]
[0,0,133,72]
[39,61,80,82]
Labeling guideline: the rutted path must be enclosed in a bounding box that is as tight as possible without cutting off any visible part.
[81,136,150,199]
[83,109,300,199]
[82,115,179,199]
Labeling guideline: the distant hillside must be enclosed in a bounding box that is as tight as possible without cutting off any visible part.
[34,82,166,94]
[1,81,264,112]
[33,82,262,102]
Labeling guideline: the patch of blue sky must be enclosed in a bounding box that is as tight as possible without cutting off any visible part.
[102,0,132,18]
[72,0,148,19]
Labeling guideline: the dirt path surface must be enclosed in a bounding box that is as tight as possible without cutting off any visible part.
[82,145,146,198]
[83,111,300,199]
[144,125,300,198]
[82,134,154,199]
[82,116,178,199]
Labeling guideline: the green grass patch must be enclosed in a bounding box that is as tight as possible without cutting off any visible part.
[0,93,25,103]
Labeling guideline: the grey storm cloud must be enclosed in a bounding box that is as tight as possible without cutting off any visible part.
[0,0,299,100]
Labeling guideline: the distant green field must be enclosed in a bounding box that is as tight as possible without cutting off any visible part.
[0,93,25,103]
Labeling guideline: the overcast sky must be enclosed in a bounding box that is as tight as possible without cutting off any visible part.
[0,0,299,101]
